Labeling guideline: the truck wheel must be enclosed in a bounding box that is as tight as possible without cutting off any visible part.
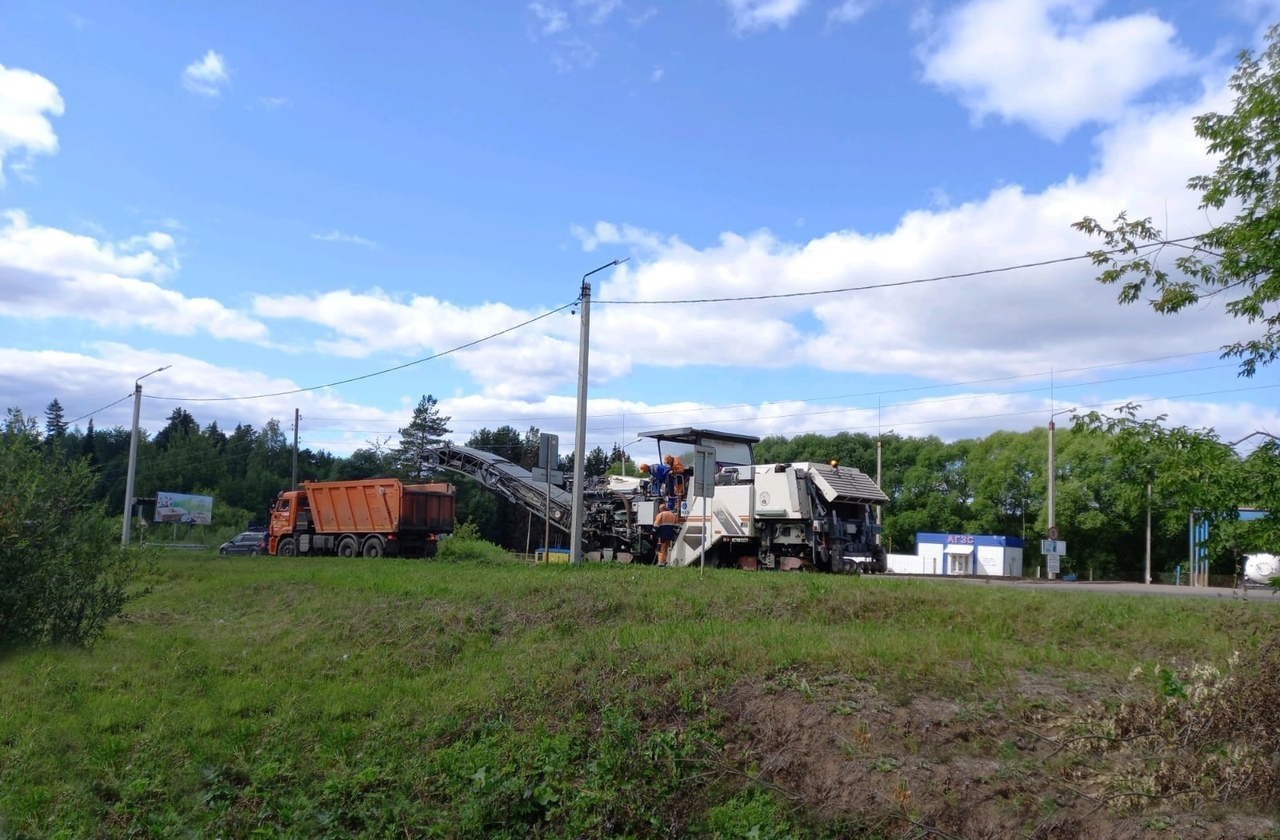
[278,537,297,557]
[337,536,358,557]
[362,536,385,558]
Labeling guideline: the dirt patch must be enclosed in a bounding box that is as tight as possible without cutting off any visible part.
[719,667,1279,839]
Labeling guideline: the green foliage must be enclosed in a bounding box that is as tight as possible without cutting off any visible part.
[695,790,795,839]
[1156,666,1187,700]
[0,432,149,648]
[2,554,1276,836]
[395,394,451,480]
[1074,25,1280,377]
[436,520,513,563]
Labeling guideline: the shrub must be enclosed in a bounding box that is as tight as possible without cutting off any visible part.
[436,520,514,564]
[0,434,149,648]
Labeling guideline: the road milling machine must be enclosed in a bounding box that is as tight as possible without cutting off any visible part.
[426,427,888,572]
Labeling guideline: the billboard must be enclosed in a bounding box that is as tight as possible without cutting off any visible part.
[155,492,213,525]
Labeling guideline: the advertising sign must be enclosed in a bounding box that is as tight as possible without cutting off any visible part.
[155,492,213,525]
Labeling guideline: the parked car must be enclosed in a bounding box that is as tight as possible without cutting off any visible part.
[219,531,267,556]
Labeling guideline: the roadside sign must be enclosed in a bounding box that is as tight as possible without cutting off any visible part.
[692,445,716,498]
[1047,525,1059,540]
[1041,539,1067,555]
[1046,554,1061,575]
[537,433,559,470]
[531,467,565,486]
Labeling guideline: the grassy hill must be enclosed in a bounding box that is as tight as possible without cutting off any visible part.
[2,551,1278,838]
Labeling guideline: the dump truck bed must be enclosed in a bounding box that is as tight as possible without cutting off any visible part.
[305,479,455,534]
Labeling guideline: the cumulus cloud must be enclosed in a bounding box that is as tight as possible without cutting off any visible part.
[181,50,230,97]
[0,64,64,184]
[578,0,623,25]
[529,2,570,34]
[918,0,1197,140]
[828,0,874,25]
[0,342,412,452]
[0,211,268,342]
[725,0,809,32]
[564,69,1244,395]
[312,230,378,248]
[250,288,630,400]
[238,42,1256,441]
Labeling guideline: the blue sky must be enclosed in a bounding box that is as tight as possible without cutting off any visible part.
[2,0,1280,465]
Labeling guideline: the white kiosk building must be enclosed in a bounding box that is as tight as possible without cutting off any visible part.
[893,532,1024,577]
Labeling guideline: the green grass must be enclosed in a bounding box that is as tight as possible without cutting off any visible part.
[1,555,1276,838]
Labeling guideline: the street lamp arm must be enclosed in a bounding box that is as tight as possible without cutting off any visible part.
[581,257,629,287]
[136,364,171,385]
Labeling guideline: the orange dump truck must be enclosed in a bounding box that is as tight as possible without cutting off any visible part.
[268,478,455,558]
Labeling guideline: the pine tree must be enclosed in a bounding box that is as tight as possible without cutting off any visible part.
[44,399,67,439]
[394,395,452,480]
[81,418,97,467]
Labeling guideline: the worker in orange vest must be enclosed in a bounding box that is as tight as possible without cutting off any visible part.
[664,454,686,505]
[653,500,679,567]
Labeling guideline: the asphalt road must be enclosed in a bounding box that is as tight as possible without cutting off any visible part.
[887,574,1280,602]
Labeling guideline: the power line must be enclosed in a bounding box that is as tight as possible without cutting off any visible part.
[299,348,1231,427]
[66,393,133,427]
[594,237,1199,306]
[145,299,578,403]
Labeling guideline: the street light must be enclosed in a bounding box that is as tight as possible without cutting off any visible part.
[569,258,629,565]
[120,365,171,546]
[1047,407,1075,578]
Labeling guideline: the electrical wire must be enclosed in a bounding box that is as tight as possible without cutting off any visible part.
[594,237,1200,306]
[299,348,1232,427]
[144,299,579,403]
[66,393,134,427]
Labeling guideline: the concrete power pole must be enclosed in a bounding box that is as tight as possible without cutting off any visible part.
[120,365,170,547]
[292,408,300,490]
[569,258,628,565]
[569,281,592,565]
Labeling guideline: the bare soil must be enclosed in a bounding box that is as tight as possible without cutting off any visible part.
[718,669,1279,839]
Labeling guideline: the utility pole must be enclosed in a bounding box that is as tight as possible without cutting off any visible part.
[875,434,888,546]
[569,258,628,564]
[1145,481,1152,584]
[120,365,171,546]
[292,408,300,489]
[1046,408,1074,579]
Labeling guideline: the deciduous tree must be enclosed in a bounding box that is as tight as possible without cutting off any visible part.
[1074,26,1280,376]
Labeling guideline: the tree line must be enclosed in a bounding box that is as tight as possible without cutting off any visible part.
[8,393,1279,581]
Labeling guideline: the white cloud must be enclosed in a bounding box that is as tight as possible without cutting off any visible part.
[651,66,665,82]
[529,2,570,34]
[828,0,874,25]
[0,343,409,452]
[259,96,290,110]
[917,0,1197,140]
[312,230,378,248]
[0,64,64,185]
[240,61,1252,429]
[725,0,809,32]
[551,37,599,71]
[0,210,267,342]
[181,50,230,97]
[250,288,630,400]
[577,0,622,24]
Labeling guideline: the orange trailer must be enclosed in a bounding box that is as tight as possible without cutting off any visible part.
[268,478,455,558]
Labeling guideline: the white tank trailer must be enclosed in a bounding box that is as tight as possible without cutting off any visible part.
[1244,553,1280,586]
